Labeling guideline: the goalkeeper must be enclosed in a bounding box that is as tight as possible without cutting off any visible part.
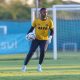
[22,8,53,72]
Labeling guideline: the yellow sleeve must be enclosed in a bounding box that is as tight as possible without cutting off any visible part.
[49,19,54,29]
[32,19,36,28]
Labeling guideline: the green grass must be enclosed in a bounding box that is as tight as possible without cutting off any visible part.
[0,52,80,80]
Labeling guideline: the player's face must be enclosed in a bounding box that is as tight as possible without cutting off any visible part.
[40,9,48,18]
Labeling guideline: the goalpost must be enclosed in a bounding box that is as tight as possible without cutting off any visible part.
[31,5,80,60]
[53,5,80,59]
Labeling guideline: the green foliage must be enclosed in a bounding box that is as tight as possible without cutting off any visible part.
[52,0,63,4]
[0,6,12,20]
[0,2,31,20]
[39,0,49,8]
[16,6,31,20]
[39,0,63,8]
[0,0,64,20]
[9,2,31,20]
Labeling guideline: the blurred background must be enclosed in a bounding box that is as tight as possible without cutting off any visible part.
[0,0,80,56]
[0,0,80,20]
[0,0,80,80]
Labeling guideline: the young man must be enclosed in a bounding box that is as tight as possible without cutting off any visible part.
[22,8,53,72]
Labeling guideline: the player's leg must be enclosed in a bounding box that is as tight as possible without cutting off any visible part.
[24,40,38,65]
[39,40,47,64]
[22,39,39,72]
[38,40,47,72]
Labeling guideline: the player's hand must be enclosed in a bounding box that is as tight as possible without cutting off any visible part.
[48,36,52,44]
[25,32,35,40]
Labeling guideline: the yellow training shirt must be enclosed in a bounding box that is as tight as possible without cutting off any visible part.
[32,18,53,40]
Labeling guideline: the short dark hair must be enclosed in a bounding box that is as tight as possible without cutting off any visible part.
[40,8,46,12]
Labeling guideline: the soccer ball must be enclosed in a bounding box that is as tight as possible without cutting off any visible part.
[26,32,36,40]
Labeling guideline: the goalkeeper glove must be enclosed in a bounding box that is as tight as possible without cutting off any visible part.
[48,36,52,44]
[26,32,35,40]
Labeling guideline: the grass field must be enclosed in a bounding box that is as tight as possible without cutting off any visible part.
[0,52,80,80]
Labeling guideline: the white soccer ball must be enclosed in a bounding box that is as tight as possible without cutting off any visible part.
[26,32,36,40]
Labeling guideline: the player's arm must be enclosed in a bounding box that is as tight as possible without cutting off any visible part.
[50,28,53,36]
[25,26,35,40]
[27,19,36,34]
[49,18,54,37]
[27,27,34,34]
[26,19,36,40]
[48,29,53,43]
[48,19,54,44]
